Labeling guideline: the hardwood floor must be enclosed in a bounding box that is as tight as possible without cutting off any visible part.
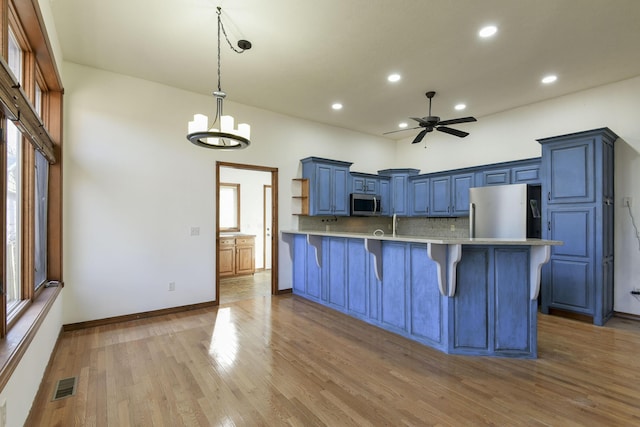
[219,270,271,304]
[27,295,640,426]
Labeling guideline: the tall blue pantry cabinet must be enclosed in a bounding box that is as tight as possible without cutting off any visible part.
[538,128,617,326]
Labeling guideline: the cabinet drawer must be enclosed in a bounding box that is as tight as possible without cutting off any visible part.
[219,238,235,246]
[236,237,254,245]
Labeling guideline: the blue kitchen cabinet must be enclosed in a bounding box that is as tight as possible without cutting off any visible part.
[351,172,379,195]
[430,175,450,216]
[429,172,474,217]
[512,161,541,184]
[378,168,419,216]
[480,168,511,186]
[292,234,322,301]
[408,175,430,216]
[539,128,617,325]
[301,157,353,216]
[378,176,391,216]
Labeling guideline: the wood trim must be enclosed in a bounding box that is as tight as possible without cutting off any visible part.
[219,182,240,232]
[45,90,62,280]
[62,301,218,332]
[11,0,63,91]
[216,162,279,302]
[0,284,61,392]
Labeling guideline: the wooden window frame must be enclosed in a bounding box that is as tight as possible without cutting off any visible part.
[0,0,64,393]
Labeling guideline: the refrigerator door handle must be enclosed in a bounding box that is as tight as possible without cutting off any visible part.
[469,203,476,238]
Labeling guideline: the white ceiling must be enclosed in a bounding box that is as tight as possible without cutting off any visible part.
[49,0,640,140]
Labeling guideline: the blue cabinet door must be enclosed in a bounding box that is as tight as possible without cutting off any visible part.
[316,164,334,215]
[409,176,430,216]
[481,168,510,186]
[381,242,408,330]
[326,237,347,308]
[379,178,390,216]
[543,139,595,204]
[451,173,474,216]
[332,166,350,215]
[543,207,595,314]
[512,163,541,184]
[430,176,450,216]
[391,175,408,215]
[351,173,378,195]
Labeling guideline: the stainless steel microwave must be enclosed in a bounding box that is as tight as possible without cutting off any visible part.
[350,193,382,216]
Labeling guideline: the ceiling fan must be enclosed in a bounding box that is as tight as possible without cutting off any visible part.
[384,91,477,144]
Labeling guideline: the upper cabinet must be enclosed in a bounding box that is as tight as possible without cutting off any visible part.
[301,157,353,216]
[298,157,541,218]
[408,175,430,216]
[351,172,380,195]
[429,172,475,217]
[378,169,420,216]
[477,158,541,186]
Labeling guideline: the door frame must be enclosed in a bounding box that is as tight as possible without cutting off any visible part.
[215,161,279,304]
[263,184,272,270]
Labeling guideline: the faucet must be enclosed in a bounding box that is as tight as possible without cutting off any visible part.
[392,213,397,237]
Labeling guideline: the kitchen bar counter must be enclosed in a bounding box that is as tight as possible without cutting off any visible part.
[281,230,561,358]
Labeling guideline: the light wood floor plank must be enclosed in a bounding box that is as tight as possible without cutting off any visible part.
[26,294,640,426]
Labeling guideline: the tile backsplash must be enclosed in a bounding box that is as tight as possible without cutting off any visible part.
[297,215,469,238]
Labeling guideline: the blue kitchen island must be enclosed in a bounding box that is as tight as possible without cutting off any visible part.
[282,230,561,359]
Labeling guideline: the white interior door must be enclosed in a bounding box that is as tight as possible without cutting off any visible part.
[264,185,272,270]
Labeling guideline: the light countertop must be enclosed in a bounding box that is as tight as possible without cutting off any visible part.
[281,230,562,246]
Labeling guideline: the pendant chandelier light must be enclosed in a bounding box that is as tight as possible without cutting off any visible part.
[187,7,252,149]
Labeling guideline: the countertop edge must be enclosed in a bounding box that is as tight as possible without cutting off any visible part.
[281,230,562,246]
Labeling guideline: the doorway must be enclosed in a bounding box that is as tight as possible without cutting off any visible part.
[216,162,278,304]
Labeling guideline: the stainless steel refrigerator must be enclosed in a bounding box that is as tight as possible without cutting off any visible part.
[469,183,541,239]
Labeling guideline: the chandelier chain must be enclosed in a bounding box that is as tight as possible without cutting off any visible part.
[216,7,246,92]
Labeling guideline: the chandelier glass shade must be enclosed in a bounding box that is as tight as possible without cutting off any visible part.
[187,7,251,149]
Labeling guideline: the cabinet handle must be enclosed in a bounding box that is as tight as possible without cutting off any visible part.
[547,221,551,231]
[547,192,551,201]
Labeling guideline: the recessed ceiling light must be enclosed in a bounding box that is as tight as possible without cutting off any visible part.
[331,103,343,110]
[479,25,498,38]
[387,73,401,83]
[399,122,408,128]
[454,103,466,111]
[541,75,557,84]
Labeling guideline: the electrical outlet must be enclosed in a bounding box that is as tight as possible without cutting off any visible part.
[450,224,456,231]
[623,197,632,207]
[168,282,176,291]
[190,226,200,236]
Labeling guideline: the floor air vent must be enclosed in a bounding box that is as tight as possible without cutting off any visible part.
[52,377,77,401]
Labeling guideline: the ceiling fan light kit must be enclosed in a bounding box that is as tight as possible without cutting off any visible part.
[384,91,477,144]
[187,7,252,150]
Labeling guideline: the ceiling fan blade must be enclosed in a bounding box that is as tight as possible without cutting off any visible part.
[410,117,430,125]
[383,126,421,135]
[411,129,428,144]
[437,116,477,126]
[437,126,469,138]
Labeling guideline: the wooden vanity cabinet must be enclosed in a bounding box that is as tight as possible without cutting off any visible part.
[219,235,255,277]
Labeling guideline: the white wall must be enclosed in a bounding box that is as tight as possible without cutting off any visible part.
[219,168,272,269]
[0,293,63,427]
[61,62,396,324]
[394,76,640,315]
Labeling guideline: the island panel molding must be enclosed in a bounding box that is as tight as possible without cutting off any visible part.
[282,230,560,358]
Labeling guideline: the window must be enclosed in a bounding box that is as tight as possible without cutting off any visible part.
[0,0,64,386]
[5,27,23,317]
[5,121,22,315]
[34,151,48,289]
[219,183,240,232]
